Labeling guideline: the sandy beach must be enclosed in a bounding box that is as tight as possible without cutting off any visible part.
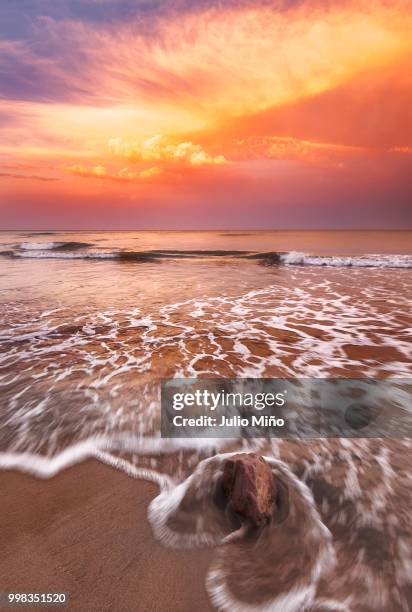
[0,461,214,612]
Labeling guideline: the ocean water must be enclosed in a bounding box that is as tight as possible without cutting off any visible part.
[1,230,412,610]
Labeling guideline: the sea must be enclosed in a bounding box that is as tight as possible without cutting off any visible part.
[0,229,411,610]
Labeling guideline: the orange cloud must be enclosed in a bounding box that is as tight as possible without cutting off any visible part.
[65,163,162,182]
[66,164,107,177]
[57,2,412,120]
[4,0,410,162]
[389,146,412,155]
[1,0,411,228]
[108,136,227,166]
[213,56,411,147]
[118,166,162,181]
[0,172,57,182]
[226,136,363,166]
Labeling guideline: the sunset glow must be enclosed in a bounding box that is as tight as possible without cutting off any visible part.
[1,0,411,228]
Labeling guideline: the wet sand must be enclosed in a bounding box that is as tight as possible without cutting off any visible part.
[0,461,214,612]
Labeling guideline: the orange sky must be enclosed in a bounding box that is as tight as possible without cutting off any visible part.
[0,0,411,228]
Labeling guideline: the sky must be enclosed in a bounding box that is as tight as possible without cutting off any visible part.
[0,0,411,229]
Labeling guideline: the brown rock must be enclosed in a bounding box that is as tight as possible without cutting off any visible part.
[222,453,276,528]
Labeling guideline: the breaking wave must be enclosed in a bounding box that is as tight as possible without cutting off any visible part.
[279,251,412,269]
[11,250,160,262]
[18,241,93,251]
[2,247,411,268]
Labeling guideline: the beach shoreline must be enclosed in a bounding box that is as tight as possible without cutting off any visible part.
[0,460,214,612]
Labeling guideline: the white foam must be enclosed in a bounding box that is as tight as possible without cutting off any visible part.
[95,450,172,489]
[148,471,221,549]
[0,433,223,477]
[280,251,412,269]
[18,242,59,250]
[1,274,410,457]
[15,251,116,259]
[0,437,102,477]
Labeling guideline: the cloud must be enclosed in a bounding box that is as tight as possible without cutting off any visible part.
[108,136,227,166]
[118,166,161,180]
[389,146,412,155]
[65,163,162,181]
[2,0,410,116]
[66,164,107,177]
[1,0,410,173]
[229,136,364,167]
[0,39,86,103]
[0,172,58,182]
[1,0,411,230]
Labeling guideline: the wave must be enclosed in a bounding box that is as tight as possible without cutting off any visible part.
[219,233,255,237]
[19,241,58,250]
[18,232,58,239]
[2,247,411,268]
[18,241,92,251]
[5,248,254,261]
[7,250,160,262]
[278,251,412,268]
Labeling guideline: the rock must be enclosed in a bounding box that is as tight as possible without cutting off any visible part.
[222,453,276,529]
